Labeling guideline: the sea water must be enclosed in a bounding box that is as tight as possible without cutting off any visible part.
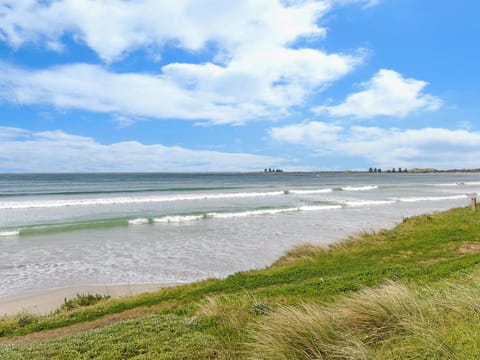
[1,172,479,298]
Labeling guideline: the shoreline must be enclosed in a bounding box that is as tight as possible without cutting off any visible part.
[0,282,184,316]
[2,207,480,357]
[1,203,470,317]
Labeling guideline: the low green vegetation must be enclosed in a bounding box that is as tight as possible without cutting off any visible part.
[1,315,220,359]
[2,207,480,358]
[59,293,111,312]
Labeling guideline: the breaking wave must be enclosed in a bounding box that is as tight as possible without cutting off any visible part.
[393,195,468,203]
[0,230,20,237]
[341,200,396,207]
[289,189,333,195]
[0,187,357,210]
[1,204,346,236]
[341,185,378,191]
[154,205,342,222]
[0,191,286,210]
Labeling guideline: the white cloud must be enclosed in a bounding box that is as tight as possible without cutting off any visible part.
[358,0,380,7]
[0,62,247,124]
[0,0,374,62]
[0,54,358,124]
[0,126,29,139]
[271,121,480,169]
[314,69,442,119]
[336,0,380,8]
[0,0,329,62]
[270,121,342,145]
[113,115,135,128]
[0,0,369,124]
[0,127,281,172]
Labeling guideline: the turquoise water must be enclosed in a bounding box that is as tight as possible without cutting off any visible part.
[1,172,479,298]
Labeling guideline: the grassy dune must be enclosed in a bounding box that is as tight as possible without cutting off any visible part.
[2,207,480,359]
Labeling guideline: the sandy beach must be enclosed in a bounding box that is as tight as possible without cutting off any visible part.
[0,283,182,316]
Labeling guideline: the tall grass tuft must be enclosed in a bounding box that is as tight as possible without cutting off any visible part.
[59,293,111,312]
[432,282,480,315]
[196,293,253,322]
[196,293,272,358]
[249,281,464,359]
[329,230,381,252]
[273,243,326,266]
[249,302,368,359]
[333,281,425,343]
[14,311,38,328]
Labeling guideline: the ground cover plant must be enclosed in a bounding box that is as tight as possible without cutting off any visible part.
[1,207,480,359]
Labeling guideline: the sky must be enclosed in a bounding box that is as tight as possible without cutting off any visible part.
[0,0,479,172]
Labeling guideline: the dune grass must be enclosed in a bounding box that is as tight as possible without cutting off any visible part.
[2,207,480,358]
[59,293,111,312]
[249,280,471,359]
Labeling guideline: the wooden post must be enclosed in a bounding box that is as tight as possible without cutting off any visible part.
[471,197,477,212]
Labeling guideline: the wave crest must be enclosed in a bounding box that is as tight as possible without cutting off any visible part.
[289,189,333,195]
[0,230,20,237]
[0,191,286,210]
[393,195,468,203]
[153,215,204,223]
[128,218,150,225]
[342,200,395,207]
[341,185,378,192]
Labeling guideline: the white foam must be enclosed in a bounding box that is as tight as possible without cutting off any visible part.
[343,200,396,207]
[0,191,286,210]
[208,208,299,219]
[209,205,343,219]
[393,195,468,203]
[432,183,461,187]
[341,185,378,191]
[434,181,480,187]
[298,205,342,211]
[128,218,150,225]
[152,205,343,224]
[0,230,20,237]
[153,215,204,223]
[289,189,333,195]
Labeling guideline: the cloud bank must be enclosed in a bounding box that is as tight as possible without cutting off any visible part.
[0,127,280,172]
[0,0,371,124]
[271,121,480,169]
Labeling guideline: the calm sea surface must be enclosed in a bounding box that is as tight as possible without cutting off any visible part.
[1,172,479,298]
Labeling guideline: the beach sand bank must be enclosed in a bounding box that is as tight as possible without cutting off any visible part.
[0,283,182,316]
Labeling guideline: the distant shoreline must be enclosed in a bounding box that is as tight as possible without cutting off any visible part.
[260,170,480,174]
[2,169,480,175]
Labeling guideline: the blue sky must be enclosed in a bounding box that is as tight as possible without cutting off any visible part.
[0,0,479,172]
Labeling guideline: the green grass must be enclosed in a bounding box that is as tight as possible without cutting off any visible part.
[249,279,480,359]
[59,293,111,312]
[2,207,480,358]
[0,315,220,359]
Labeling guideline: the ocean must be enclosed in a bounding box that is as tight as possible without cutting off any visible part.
[1,172,479,299]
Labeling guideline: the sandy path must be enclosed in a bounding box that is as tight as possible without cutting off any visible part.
[0,301,178,345]
[0,282,182,316]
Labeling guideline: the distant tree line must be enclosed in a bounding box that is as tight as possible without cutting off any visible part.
[368,167,408,173]
[264,168,283,173]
